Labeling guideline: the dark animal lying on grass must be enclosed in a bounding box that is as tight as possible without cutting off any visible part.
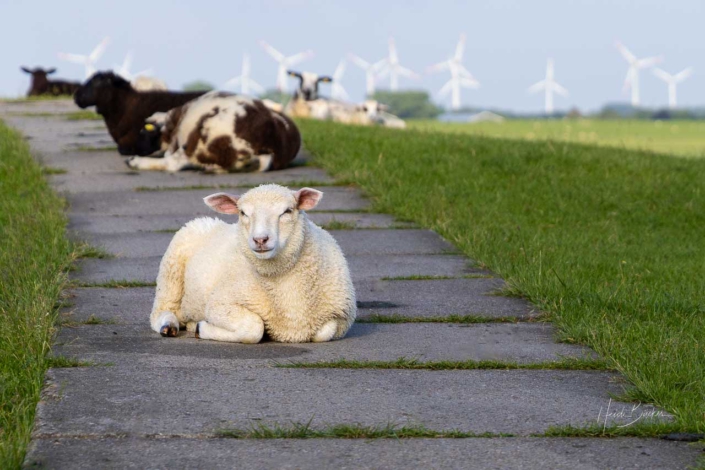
[73,71,205,156]
[21,67,80,97]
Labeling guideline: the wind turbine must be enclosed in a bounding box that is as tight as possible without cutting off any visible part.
[528,59,568,115]
[652,67,693,109]
[330,60,349,101]
[113,52,153,80]
[347,53,386,96]
[616,41,663,107]
[223,54,264,96]
[259,41,314,93]
[375,37,419,91]
[427,33,479,110]
[58,37,110,78]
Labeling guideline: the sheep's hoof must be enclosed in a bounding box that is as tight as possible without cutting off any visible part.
[194,323,200,339]
[124,157,135,169]
[160,324,178,337]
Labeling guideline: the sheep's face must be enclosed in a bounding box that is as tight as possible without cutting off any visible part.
[135,120,164,156]
[288,71,332,101]
[204,185,322,260]
[358,100,388,121]
[74,71,132,109]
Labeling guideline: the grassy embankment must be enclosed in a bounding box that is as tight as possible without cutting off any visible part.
[409,119,705,158]
[298,119,705,432]
[0,121,73,467]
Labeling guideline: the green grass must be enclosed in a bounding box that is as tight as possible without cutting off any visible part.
[0,96,72,103]
[298,119,705,432]
[319,219,358,230]
[356,313,541,324]
[278,356,612,371]
[72,280,156,288]
[40,167,66,175]
[73,242,114,259]
[409,119,705,158]
[74,145,117,152]
[216,421,513,439]
[0,121,74,467]
[536,422,685,438]
[64,111,102,121]
[45,356,95,368]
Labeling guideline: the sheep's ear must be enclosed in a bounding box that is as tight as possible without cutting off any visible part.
[295,188,323,211]
[287,70,302,78]
[21,67,32,74]
[317,76,333,83]
[46,68,57,74]
[203,192,240,214]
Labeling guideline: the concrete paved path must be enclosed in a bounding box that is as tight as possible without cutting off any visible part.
[2,100,700,469]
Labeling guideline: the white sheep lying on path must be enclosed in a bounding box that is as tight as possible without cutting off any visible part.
[150,184,357,343]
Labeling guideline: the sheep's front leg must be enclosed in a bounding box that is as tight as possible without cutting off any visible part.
[126,156,168,171]
[197,302,264,343]
[312,320,343,342]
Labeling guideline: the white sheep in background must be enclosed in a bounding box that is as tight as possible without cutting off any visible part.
[131,76,168,91]
[150,184,357,343]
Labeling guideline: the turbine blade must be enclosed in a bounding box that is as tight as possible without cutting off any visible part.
[259,41,285,62]
[454,33,466,62]
[58,53,88,64]
[438,80,453,96]
[122,52,133,73]
[334,60,346,80]
[636,55,663,69]
[528,80,546,93]
[388,37,398,63]
[285,50,314,66]
[675,67,693,82]
[460,77,479,88]
[396,66,418,79]
[89,37,110,62]
[247,78,265,94]
[622,68,633,91]
[347,53,370,69]
[426,61,450,74]
[652,68,672,82]
[615,41,636,63]
[552,82,569,96]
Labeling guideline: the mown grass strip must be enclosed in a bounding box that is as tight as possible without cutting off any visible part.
[298,119,705,432]
[0,121,74,467]
[278,356,611,371]
[356,313,540,324]
[45,356,96,368]
[64,111,102,121]
[72,280,156,288]
[40,167,67,175]
[73,242,114,259]
[216,421,513,439]
[535,422,686,438]
[74,145,117,152]
[134,180,345,192]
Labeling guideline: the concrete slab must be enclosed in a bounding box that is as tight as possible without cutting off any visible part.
[67,187,369,216]
[72,253,478,284]
[24,437,702,470]
[69,212,411,234]
[54,322,593,366]
[355,278,535,319]
[34,367,644,437]
[78,230,457,258]
[53,166,334,193]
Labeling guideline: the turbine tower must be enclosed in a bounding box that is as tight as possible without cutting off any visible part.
[528,58,569,115]
[427,33,479,110]
[616,41,663,107]
[113,52,153,80]
[330,60,349,101]
[259,41,314,93]
[347,53,386,96]
[652,67,693,109]
[223,54,264,96]
[58,37,110,78]
[376,37,418,91]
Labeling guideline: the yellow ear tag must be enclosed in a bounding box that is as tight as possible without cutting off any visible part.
[144,124,155,131]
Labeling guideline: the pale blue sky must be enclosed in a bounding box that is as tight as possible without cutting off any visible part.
[1,0,702,112]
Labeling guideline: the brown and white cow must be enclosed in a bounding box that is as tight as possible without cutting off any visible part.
[127,92,301,172]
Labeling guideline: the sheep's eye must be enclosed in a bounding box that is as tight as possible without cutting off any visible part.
[239,211,247,217]
[283,208,293,216]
